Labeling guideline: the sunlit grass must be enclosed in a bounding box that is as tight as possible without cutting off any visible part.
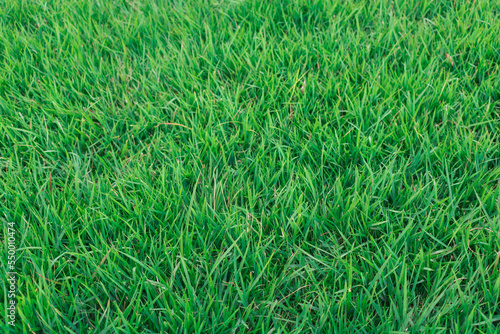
[1,0,500,332]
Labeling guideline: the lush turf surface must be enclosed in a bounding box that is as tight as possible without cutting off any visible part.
[1,0,500,332]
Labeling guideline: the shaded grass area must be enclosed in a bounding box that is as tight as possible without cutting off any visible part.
[1,0,500,332]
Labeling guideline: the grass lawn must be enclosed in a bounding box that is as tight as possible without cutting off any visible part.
[1,0,500,332]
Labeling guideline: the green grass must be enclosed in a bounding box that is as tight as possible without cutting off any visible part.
[1,0,500,332]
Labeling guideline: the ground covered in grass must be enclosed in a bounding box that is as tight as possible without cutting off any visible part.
[1,0,500,332]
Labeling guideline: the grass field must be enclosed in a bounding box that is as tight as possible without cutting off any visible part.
[1,0,500,332]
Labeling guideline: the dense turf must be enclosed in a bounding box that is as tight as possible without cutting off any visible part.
[1,0,500,332]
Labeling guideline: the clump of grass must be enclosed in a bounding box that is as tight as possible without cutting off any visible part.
[1,0,500,332]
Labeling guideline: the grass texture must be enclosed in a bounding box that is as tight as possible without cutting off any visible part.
[1,0,500,333]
